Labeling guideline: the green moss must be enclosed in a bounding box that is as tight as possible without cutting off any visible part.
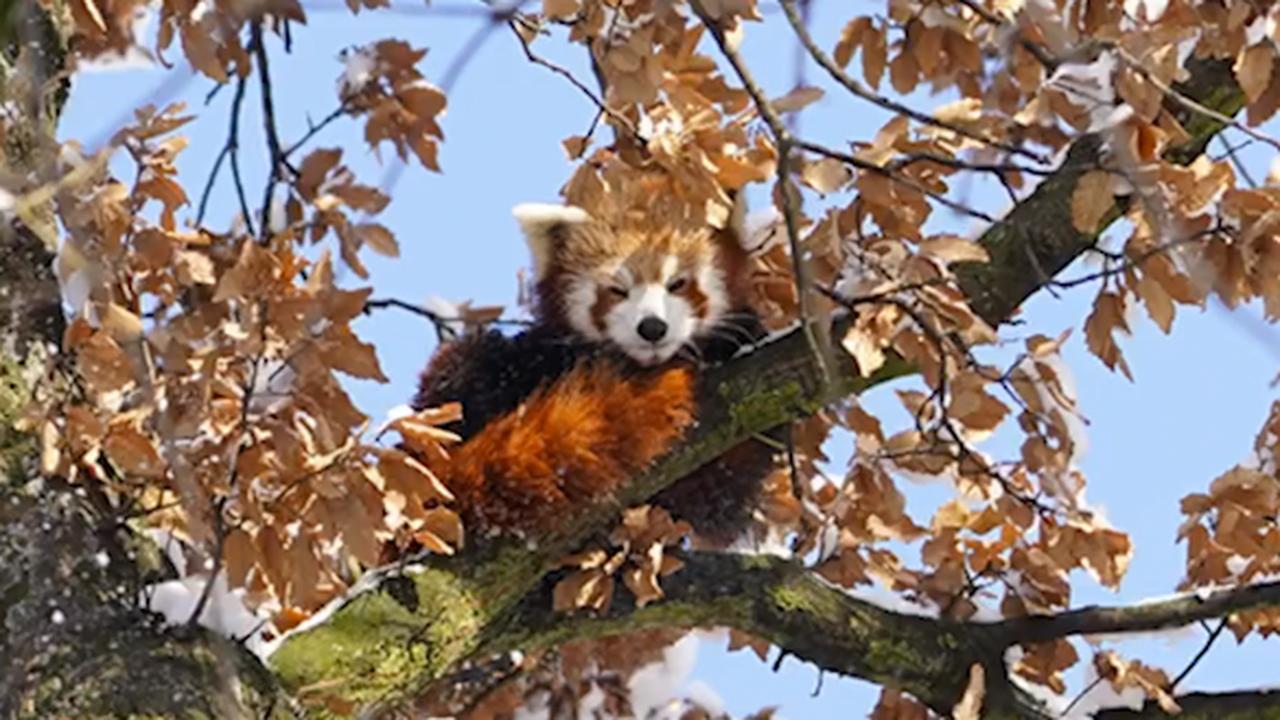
[769,582,821,614]
[0,354,35,484]
[271,566,485,710]
[863,636,929,674]
[722,378,808,432]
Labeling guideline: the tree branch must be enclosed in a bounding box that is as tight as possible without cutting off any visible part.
[1000,580,1280,645]
[482,552,999,712]
[489,555,1280,717]
[1097,690,1280,720]
[777,0,1048,164]
[955,58,1244,326]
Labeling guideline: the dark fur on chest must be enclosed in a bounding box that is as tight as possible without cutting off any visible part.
[413,324,593,439]
[413,310,766,441]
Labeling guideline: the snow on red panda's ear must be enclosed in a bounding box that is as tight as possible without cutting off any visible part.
[512,203,592,281]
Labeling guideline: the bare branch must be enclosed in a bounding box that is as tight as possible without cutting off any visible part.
[507,19,640,141]
[362,296,533,340]
[796,139,999,222]
[690,1,832,381]
[1170,619,1226,690]
[1113,44,1280,154]
[950,0,1059,70]
[227,73,257,237]
[1049,224,1229,291]
[1000,580,1280,644]
[251,23,290,242]
[282,104,347,160]
[1097,690,1280,720]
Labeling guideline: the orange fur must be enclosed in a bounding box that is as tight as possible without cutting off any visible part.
[442,361,695,533]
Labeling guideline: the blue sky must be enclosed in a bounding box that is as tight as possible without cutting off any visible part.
[62,1,1280,716]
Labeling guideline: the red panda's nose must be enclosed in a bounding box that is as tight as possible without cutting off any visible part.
[637,316,668,343]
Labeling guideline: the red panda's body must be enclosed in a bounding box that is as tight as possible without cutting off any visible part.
[412,200,774,540]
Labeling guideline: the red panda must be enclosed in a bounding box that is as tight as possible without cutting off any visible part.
[412,196,776,541]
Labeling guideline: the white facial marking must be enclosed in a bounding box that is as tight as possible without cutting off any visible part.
[604,282,696,365]
[564,277,604,341]
[613,266,634,290]
[660,255,679,283]
[697,261,728,329]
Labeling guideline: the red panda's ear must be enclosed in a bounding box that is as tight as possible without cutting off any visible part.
[712,188,750,255]
[512,203,592,281]
[726,188,748,246]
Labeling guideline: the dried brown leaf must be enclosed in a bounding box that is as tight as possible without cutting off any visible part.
[1071,170,1113,233]
[952,664,985,720]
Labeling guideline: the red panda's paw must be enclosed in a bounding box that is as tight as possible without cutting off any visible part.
[442,362,695,535]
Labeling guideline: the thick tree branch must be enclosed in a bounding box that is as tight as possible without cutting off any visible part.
[955,57,1244,326]
[1097,690,1280,720]
[489,557,1280,717]
[482,552,1003,712]
[1001,580,1280,644]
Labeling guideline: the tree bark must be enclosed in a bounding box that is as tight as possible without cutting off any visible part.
[0,3,294,718]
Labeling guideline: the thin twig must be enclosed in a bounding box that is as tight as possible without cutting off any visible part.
[301,0,508,16]
[778,0,1048,164]
[797,139,998,222]
[1216,135,1259,189]
[195,145,230,227]
[1171,618,1227,690]
[951,0,1059,70]
[1050,226,1227,290]
[189,299,270,626]
[363,297,533,342]
[1113,44,1280,153]
[251,22,291,243]
[690,0,832,382]
[185,497,228,627]
[889,151,1054,177]
[227,72,256,237]
[282,104,348,159]
[786,0,810,135]
[1062,675,1107,717]
[506,19,640,141]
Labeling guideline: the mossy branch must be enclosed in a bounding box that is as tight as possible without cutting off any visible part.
[482,552,998,712]
[1097,691,1280,720]
[486,555,1280,717]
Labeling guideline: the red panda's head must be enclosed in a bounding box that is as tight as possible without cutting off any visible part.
[513,201,751,366]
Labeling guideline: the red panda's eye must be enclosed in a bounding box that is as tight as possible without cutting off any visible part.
[608,286,628,298]
[666,277,688,292]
